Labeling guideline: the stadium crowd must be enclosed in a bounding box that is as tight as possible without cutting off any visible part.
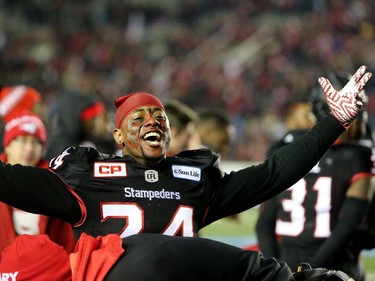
[0,0,375,160]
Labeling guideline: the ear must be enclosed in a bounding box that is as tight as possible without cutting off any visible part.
[113,128,123,145]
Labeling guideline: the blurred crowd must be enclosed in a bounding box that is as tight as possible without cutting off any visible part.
[1,0,375,161]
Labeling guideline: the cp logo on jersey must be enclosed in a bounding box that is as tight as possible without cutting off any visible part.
[94,163,127,177]
[145,170,159,183]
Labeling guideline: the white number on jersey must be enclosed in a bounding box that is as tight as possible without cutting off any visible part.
[276,177,332,238]
[101,203,194,238]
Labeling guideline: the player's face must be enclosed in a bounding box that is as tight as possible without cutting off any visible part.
[114,106,171,166]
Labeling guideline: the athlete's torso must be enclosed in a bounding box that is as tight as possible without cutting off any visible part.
[50,146,222,239]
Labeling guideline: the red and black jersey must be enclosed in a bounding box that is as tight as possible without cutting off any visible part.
[50,147,224,238]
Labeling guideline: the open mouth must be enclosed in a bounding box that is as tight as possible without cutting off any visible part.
[142,131,163,145]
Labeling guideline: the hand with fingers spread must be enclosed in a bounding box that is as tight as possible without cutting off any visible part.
[319,65,373,129]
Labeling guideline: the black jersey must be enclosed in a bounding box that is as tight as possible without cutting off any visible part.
[50,147,225,238]
[258,129,374,273]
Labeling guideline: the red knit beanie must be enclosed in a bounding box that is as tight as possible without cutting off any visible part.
[0,234,71,281]
[114,92,164,128]
[3,111,47,147]
[0,86,42,123]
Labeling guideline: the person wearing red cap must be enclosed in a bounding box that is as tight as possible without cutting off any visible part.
[0,85,47,152]
[0,111,76,262]
[0,67,371,278]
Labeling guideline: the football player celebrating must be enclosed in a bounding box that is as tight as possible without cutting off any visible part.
[0,66,371,279]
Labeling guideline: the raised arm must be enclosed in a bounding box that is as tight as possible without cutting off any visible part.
[206,66,373,221]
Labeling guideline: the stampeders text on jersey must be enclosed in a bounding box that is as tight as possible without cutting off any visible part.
[124,187,181,200]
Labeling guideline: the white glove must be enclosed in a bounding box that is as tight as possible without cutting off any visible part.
[318,65,372,128]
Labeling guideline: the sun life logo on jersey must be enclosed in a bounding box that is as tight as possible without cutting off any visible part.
[145,170,159,183]
[172,165,201,182]
[94,162,127,177]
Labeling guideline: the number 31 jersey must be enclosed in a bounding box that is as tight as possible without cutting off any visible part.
[274,140,374,261]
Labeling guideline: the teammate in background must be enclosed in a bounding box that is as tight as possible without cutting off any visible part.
[46,90,115,158]
[0,67,371,278]
[256,73,374,281]
[285,101,316,131]
[196,107,240,221]
[0,233,354,281]
[164,99,201,156]
[196,108,235,158]
[0,111,75,262]
[268,100,316,153]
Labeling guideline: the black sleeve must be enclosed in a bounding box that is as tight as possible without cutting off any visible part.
[0,162,81,223]
[310,197,369,267]
[207,115,345,221]
[256,199,280,258]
